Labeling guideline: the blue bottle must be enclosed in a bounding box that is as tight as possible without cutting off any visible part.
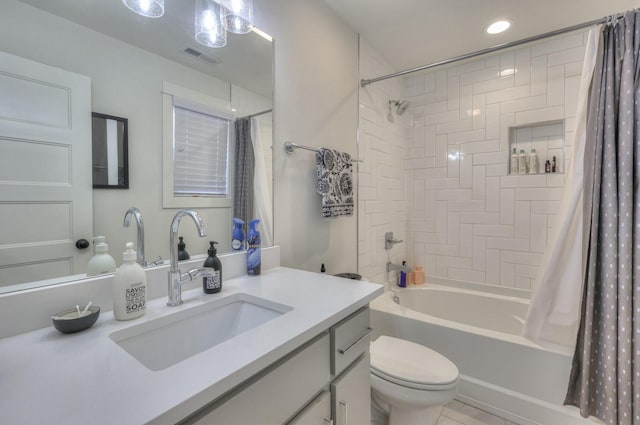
[398,261,407,287]
[247,219,261,275]
[232,218,245,251]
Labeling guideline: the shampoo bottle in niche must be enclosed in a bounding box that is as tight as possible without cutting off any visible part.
[177,236,190,260]
[113,242,146,321]
[528,148,539,174]
[231,218,245,251]
[247,219,261,275]
[87,236,116,276]
[510,148,518,174]
[518,149,527,174]
[203,241,222,294]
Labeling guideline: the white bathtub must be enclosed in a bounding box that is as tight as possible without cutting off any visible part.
[370,283,599,425]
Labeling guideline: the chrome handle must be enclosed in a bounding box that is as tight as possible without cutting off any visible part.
[339,401,348,425]
[338,327,373,355]
[323,418,333,425]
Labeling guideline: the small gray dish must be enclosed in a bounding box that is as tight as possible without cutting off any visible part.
[52,306,100,334]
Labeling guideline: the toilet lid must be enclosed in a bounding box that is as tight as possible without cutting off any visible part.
[370,336,459,390]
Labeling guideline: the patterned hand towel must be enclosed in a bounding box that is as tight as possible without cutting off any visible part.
[315,148,354,218]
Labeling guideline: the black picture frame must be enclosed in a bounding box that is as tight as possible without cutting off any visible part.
[91,112,129,189]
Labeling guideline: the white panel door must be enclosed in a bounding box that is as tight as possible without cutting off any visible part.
[0,51,92,287]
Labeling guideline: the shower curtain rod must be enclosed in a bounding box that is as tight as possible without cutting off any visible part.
[238,108,272,120]
[360,13,623,88]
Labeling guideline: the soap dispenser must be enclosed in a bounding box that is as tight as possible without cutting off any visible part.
[112,242,146,321]
[177,236,190,260]
[203,241,222,294]
[247,219,261,276]
[86,236,116,276]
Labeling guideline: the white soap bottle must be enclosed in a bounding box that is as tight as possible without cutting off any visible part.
[528,148,540,174]
[510,148,518,174]
[113,242,146,321]
[87,236,116,276]
[518,149,528,174]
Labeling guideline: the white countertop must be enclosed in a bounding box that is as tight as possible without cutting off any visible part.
[0,267,382,425]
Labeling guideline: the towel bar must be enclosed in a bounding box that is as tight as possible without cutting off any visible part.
[284,142,363,162]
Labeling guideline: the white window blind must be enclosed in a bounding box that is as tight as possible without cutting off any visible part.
[173,105,230,196]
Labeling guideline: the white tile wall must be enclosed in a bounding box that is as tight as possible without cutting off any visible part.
[358,39,408,284]
[358,31,586,291]
[398,31,586,291]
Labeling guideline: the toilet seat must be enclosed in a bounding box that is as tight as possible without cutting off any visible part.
[370,336,459,391]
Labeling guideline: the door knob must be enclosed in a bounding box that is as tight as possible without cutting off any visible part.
[75,239,90,249]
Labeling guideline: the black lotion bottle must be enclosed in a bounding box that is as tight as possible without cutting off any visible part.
[177,236,190,260]
[203,241,222,294]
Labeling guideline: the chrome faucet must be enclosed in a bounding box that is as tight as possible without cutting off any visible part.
[385,232,403,250]
[167,209,215,307]
[387,261,413,273]
[123,207,146,267]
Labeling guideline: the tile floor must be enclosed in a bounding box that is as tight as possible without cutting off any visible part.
[437,401,519,425]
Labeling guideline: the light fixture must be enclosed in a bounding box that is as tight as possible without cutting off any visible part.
[486,20,511,35]
[195,0,227,48]
[217,0,254,34]
[122,0,164,18]
[122,0,256,48]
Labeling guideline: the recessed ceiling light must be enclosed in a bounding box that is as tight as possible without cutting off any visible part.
[486,20,511,35]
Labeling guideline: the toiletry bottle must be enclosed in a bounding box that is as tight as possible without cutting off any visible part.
[510,148,518,174]
[528,148,539,174]
[545,160,551,173]
[406,271,415,285]
[518,149,527,174]
[321,263,326,273]
[552,156,557,173]
[398,261,407,287]
[231,218,245,251]
[247,219,261,275]
[112,242,146,321]
[203,241,222,294]
[414,265,425,285]
[177,236,190,260]
[87,236,116,276]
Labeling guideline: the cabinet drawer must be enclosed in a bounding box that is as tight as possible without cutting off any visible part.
[188,332,330,425]
[331,307,371,376]
[287,391,332,425]
[331,354,371,425]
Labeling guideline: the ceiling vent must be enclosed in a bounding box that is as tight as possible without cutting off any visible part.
[183,47,221,65]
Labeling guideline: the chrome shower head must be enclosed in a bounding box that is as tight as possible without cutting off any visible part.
[389,99,411,116]
[396,100,410,115]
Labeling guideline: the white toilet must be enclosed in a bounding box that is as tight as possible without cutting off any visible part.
[370,335,459,425]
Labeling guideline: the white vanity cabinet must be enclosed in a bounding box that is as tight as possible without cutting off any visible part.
[184,307,372,425]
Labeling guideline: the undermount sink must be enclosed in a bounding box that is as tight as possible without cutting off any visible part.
[109,293,293,371]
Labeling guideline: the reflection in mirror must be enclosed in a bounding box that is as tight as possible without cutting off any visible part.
[0,0,273,293]
[92,113,129,189]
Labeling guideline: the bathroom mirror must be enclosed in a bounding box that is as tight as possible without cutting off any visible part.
[92,113,129,189]
[0,0,274,292]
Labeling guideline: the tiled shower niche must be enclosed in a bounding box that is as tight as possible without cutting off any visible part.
[509,120,564,175]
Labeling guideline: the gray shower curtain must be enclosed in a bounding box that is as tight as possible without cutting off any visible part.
[233,117,254,224]
[565,11,640,424]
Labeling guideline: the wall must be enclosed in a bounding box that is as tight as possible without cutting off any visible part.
[357,40,408,284]
[254,0,359,275]
[1,0,274,266]
[403,31,587,291]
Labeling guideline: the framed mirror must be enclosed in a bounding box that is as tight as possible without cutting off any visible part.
[92,113,129,189]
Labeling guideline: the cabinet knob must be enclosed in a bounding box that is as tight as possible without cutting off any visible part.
[75,239,90,249]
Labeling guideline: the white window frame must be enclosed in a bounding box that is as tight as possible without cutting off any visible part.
[162,81,233,209]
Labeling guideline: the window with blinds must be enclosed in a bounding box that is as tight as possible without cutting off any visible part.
[173,105,230,196]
